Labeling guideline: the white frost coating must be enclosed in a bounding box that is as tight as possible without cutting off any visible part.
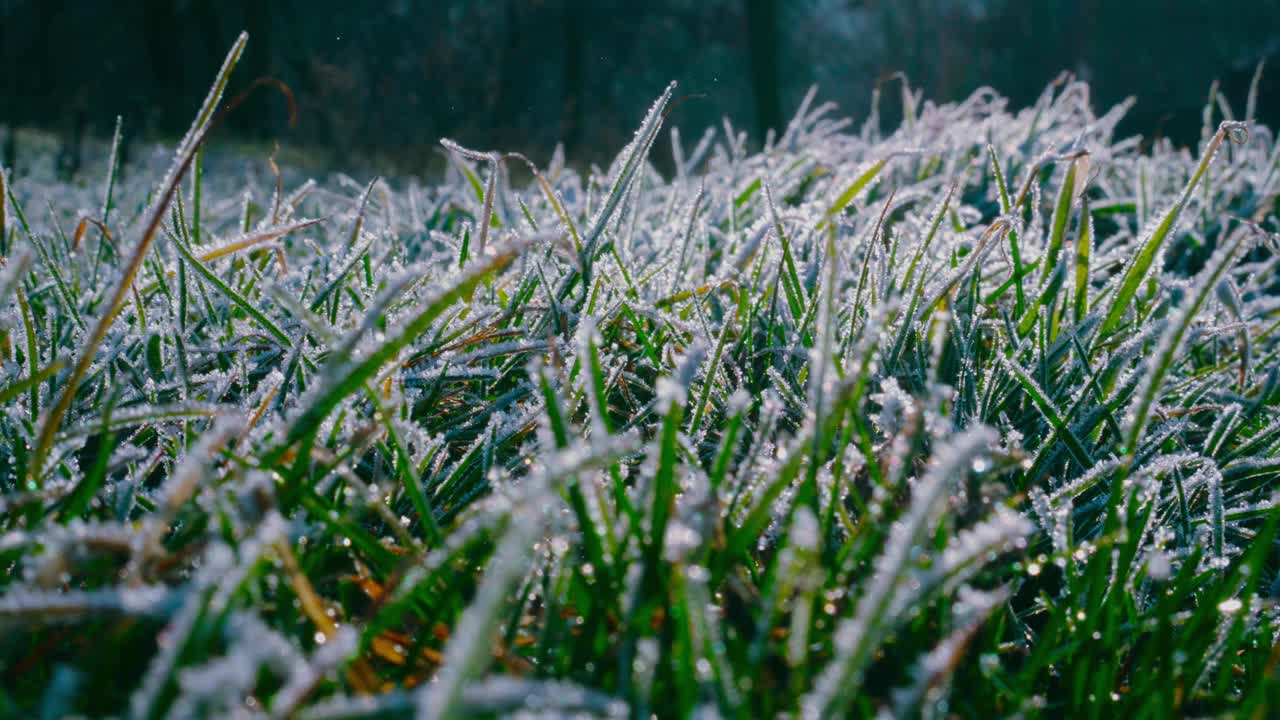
[2,54,1277,718]
[417,489,545,720]
[0,585,174,623]
[884,586,1009,719]
[803,426,996,719]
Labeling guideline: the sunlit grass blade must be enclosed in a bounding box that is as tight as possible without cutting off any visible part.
[1124,222,1255,451]
[1099,121,1248,337]
[281,236,534,452]
[30,31,248,483]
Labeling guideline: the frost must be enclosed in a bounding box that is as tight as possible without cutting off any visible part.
[1,46,1277,718]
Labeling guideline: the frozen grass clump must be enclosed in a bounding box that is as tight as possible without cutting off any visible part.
[2,35,1280,717]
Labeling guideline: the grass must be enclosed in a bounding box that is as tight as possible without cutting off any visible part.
[2,33,1280,718]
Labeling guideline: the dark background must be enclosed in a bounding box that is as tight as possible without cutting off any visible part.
[2,0,1279,174]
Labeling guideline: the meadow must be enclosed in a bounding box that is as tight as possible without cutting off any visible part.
[2,33,1280,718]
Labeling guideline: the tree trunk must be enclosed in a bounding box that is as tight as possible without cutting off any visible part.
[746,0,782,141]
[561,0,586,156]
[142,0,181,133]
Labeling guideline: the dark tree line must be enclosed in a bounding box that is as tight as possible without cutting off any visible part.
[1,0,1278,175]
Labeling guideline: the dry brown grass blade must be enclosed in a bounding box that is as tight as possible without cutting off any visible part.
[219,76,298,130]
[277,540,381,693]
[198,216,325,262]
[70,216,114,253]
[506,151,582,252]
[369,631,445,667]
[247,380,280,431]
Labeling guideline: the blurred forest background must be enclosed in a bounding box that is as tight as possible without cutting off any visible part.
[1,0,1279,175]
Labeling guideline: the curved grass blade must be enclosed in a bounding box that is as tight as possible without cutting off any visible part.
[1043,151,1088,283]
[280,237,534,452]
[1099,121,1248,337]
[1073,196,1093,322]
[1124,223,1255,451]
[30,32,248,483]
